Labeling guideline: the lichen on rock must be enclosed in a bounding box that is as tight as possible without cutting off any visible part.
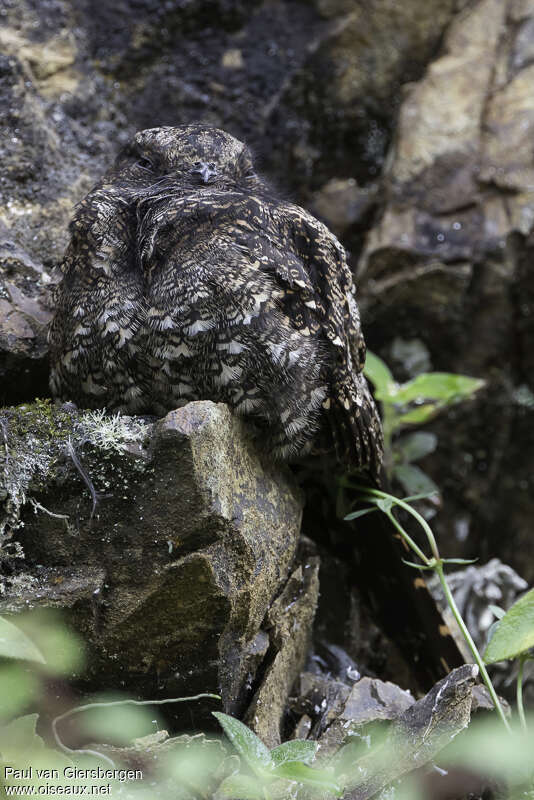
[0,399,151,557]
[0,401,307,726]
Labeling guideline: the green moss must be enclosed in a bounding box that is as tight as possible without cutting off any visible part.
[5,398,75,442]
[0,402,151,552]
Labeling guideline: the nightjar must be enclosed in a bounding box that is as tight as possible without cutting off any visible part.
[49,125,464,687]
[49,124,383,477]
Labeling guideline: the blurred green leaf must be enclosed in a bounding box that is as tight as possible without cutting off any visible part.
[488,605,506,620]
[164,741,226,795]
[393,463,440,498]
[395,432,438,463]
[395,404,439,428]
[0,664,39,719]
[344,507,377,521]
[484,587,534,664]
[0,617,45,664]
[77,694,162,745]
[270,739,317,767]
[14,611,85,675]
[272,761,342,794]
[217,774,266,799]
[392,373,485,405]
[444,716,534,782]
[0,714,44,758]
[213,713,272,773]
[363,352,397,400]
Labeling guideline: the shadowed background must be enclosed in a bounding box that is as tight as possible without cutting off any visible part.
[1,0,533,585]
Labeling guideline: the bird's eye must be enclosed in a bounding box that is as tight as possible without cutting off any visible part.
[137,157,154,170]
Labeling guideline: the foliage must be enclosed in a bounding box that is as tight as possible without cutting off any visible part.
[346,485,534,738]
[364,351,484,498]
[1,610,534,798]
[0,400,151,557]
[484,587,534,732]
[484,587,534,665]
[214,712,340,798]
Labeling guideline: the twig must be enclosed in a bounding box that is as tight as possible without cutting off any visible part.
[66,438,99,518]
[52,693,221,767]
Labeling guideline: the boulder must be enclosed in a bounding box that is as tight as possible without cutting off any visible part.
[358,0,534,583]
[0,401,307,727]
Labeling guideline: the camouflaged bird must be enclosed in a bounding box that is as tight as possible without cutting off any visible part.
[49,124,383,477]
[49,125,465,688]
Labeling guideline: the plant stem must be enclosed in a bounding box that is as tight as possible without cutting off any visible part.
[353,485,512,734]
[435,562,511,733]
[517,654,528,732]
[385,510,430,566]
[360,486,441,561]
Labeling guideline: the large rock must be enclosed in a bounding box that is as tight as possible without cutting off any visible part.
[0,233,54,404]
[0,401,307,726]
[0,0,465,275]
[0,0,465,409]
[358,0,534,583]
[263,0,469,195]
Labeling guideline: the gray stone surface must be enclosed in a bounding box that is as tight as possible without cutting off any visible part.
[357,0,534,583]
[0,401,305,723]
[244,559,320,747]
[342,666,477,800]
[2,0,533,585]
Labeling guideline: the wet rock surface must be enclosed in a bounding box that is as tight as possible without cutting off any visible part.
[341,665,478,800]
[2,0,534,744]
[2,0,533,583]
[0,401,306,727]
[357,0,534,584]
[0,233,54,404]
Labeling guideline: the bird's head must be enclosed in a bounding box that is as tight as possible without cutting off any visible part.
[114,124,260,193]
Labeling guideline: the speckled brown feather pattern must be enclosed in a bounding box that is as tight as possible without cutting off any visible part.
[49,125,383,477]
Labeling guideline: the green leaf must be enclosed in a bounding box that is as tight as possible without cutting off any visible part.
[402,559,434,571]
[363,351,397,400]
[488,605,506,620]
[344,507,377,521]
[270,740,317,767]
[16,611,85,675]
[78,694,162,745]
[217,774,266,799]
[484,587,534,664]
[395,432,438,463]
[376,497,394,513]
[0,617,46,664]
[271,761,342,794]
[441,558,478,566]
[213,713,272,772]
[395,404,439,427]
[401,491,439,503]
[164,742,228,796]
[393,464,440,498]
[0,665,39,719]
[444,716,534,781]
[392,373,485,405]
[0,714,44,759]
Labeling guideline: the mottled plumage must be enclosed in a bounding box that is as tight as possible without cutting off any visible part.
[49,125,465,688]
[49,124,383,476]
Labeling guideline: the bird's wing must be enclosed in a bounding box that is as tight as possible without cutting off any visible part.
[230,195,383,477]
[48,187,146,409]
